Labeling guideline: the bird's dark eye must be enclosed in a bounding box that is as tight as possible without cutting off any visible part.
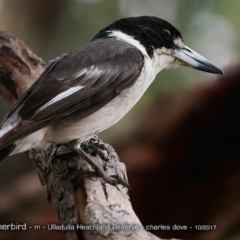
[162,29,172,40]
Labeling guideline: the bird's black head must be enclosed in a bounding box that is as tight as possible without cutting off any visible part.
[93,16,223,75]
[93,16,183,58]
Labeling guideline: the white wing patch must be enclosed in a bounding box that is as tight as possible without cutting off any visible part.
[34,86,84,115]
[74,68,88,79]
[0,123,15,138]
[0,111,20,138]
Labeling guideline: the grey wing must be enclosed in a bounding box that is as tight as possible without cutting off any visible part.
[0,39,144,148]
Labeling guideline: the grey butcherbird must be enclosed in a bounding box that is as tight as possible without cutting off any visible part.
[0,16,223,187]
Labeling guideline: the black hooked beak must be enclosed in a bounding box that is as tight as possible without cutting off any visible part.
[172,46,224,76]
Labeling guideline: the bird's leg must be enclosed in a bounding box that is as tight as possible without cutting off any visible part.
[54,147,100,179]
[76,146,130,189]
[55,139,130,189]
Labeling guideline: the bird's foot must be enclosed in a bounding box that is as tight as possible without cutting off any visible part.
[55,139,130,190]
[82,141,108,160]
[76,145,130,190]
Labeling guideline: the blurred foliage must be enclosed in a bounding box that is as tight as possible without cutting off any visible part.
[0,0,239,181]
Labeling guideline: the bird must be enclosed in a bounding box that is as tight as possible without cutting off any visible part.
[0,16,223,186]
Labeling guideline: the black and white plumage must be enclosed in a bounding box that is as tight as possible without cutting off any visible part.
[0,16,223,164]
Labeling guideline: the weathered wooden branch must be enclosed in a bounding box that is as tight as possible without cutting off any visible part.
[0,30,161,240]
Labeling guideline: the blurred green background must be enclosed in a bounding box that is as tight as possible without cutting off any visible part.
[0,0,237,194]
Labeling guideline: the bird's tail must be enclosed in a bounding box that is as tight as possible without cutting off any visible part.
[0,143,17,164]
[0,114,20,163]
